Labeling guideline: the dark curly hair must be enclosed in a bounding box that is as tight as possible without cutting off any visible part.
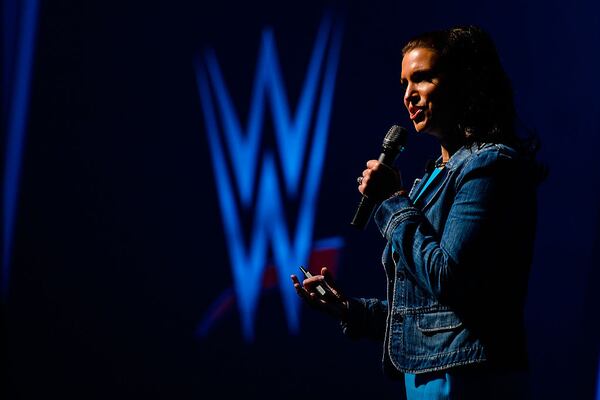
[403,26,521,149]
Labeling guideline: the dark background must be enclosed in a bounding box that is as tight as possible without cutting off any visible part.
[2,0,600,399]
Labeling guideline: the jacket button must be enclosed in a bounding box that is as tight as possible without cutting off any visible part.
[397,271,406,280]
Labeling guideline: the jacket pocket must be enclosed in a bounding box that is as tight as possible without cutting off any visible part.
[393,311,473,363]
[416,311,463,334]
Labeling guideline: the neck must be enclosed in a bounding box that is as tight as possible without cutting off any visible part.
[433,129,463,162]
[440,136,462,162]
[440,141,461,162]
[441,146,451,162]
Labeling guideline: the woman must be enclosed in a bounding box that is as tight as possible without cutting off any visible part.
[291,25,540,399]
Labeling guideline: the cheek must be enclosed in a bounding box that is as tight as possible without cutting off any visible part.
[426,88,443,112]
[426,97,437,114]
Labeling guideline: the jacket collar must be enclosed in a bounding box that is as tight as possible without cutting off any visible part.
[444,143,495,171]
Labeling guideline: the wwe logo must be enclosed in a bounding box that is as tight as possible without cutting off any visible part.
[195,15,343,341]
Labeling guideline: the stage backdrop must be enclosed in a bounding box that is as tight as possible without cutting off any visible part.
[2,1,600,399]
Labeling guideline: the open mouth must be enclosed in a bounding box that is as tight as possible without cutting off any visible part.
[409,108,424,121]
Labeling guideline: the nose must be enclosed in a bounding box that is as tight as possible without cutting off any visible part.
[403,83,418,108]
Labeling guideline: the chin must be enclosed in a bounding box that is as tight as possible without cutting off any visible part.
[413,120,428,133]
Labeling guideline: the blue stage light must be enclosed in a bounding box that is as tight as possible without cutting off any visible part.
[2,0,40,300]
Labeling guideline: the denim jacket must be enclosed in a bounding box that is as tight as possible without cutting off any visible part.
[342,143,537,375]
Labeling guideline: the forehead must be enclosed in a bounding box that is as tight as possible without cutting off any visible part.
[401,48,439,76]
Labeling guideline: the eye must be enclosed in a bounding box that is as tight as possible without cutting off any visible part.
[412,71,433,83]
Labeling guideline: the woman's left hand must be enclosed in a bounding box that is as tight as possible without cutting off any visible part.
[290,267,349,321]
[359,160,403,201]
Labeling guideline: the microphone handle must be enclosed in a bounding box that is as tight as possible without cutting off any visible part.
[350,195,377,229]
[350,152,393,229]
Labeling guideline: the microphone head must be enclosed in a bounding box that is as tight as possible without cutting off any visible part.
[383,125,408,152]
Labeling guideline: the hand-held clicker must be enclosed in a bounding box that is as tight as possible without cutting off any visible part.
[299,266,329,296]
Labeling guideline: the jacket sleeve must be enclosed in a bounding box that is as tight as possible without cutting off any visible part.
[340,297,388,341]
[373,148,516,302]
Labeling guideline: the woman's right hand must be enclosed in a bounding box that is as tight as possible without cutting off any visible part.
[290,267,349,320]
[359,159,403,202]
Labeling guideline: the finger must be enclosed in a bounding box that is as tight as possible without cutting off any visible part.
[292,280,306,295]
[359,171,370,195]
[358,180,366,195]
[291,275,306,292]
[320,268,333,286]
[322,267,346,299]
[302,275,325,288]
[359,175,371,196]
[291,275,313,301]
[299,275,331,302]
[290,274,299,284]
[314,295,345,319]
[322,267,335,285]
[366,160,379,169]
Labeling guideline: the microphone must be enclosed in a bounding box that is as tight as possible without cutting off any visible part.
[350,125,408,229]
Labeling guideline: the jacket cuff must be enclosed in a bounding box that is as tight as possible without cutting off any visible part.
[339,297,367,339]
[374,194,420,241]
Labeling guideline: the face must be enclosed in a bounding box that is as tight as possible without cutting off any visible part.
[400,47,451,138]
